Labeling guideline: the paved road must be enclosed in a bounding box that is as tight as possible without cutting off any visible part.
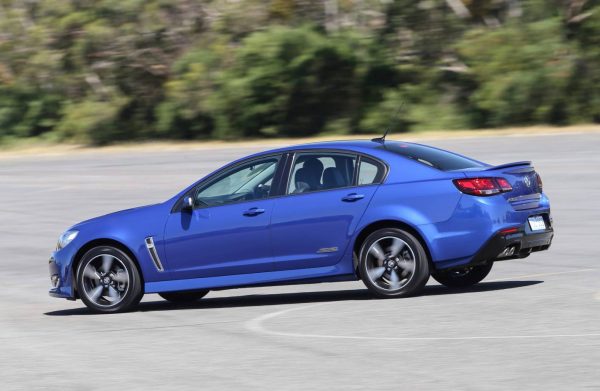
[0,132,599,390]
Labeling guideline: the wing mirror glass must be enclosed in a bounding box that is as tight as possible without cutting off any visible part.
[182,196,194,211]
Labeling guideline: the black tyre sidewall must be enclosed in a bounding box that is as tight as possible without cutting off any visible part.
[359,228,430,298]
[432,263,493,288]
[76,246,143,313]
[159,290,209,303]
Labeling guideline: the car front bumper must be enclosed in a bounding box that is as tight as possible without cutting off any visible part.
[48,249,77,300]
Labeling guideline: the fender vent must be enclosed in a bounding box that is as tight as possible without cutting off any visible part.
[145,237,164,272]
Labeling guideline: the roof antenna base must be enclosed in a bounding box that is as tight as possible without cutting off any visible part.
[370,100,404,144]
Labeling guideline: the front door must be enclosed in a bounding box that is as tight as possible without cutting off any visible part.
[163,155,282,280]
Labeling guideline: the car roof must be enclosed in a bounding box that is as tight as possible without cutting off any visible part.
[255,139,405,158]
[172,139,455,202]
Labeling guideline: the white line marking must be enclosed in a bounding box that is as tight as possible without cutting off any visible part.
[487,268,597,282]
[246,303,600,342]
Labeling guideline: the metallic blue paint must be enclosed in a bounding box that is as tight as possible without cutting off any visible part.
[49,140,553,299]
[270,185,378,271]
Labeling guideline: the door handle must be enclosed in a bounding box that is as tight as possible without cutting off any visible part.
[342,193,365,202]
[243,207,266,216]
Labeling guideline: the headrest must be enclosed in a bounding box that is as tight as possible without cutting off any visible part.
[294,157,324,192]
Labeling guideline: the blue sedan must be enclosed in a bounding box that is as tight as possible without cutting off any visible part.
[49,139,554,312]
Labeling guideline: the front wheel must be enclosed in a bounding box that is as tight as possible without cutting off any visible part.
[431,263,493,288]
[359,228,430,298]
[76,246,143,313]
[159,290,209,303]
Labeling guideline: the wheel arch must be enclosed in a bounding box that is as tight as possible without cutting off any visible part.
[71,238,145,298]
[352,219,433,277]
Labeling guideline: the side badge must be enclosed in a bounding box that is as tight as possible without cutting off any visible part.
[317,247,339,254]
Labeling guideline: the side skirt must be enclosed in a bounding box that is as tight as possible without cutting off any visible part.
[145,265,357,294]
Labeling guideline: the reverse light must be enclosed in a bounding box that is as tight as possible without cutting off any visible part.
[453,177,513,196]
[57,230,78,250]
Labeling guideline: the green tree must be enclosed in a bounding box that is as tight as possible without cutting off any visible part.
[1,0,599,145]
[457,19,576,126]
[211,27,361,137]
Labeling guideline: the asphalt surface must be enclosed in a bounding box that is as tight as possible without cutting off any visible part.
[0,132,599,390]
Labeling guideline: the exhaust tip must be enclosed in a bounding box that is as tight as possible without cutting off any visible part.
[498,245,517,258]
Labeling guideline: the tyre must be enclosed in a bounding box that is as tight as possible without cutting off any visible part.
[76,246,143,313]
[159,290,209,303]
[431,263,493,288]
[359,228,430,298]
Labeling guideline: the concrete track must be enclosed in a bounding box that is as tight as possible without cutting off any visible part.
[0,132,598,390]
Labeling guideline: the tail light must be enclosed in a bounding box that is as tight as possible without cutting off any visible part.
[453,177,513,196]
[536,173,543,192]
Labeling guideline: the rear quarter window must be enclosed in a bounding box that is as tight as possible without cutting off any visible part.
[382,143,485,171]
[358,157,385,185]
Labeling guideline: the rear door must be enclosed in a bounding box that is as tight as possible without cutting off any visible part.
[270,151,386,271]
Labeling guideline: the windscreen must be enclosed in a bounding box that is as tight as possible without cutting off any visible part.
[383,142,485,171]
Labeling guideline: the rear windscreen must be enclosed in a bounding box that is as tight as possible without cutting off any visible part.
[382,143,485,171]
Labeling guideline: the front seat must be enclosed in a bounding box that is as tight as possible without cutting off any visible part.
[322,167,346,189]
[294,158,324,193]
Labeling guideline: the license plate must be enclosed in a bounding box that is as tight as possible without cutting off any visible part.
[528,216,546,231]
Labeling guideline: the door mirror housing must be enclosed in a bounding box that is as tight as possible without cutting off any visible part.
[182,196,194,211]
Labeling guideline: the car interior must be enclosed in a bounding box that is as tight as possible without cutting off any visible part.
[195,158,278,206]
[191,153,358,207]
[291,154,355,193]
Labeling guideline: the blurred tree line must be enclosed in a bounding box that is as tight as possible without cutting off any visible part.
[0,0,598,145]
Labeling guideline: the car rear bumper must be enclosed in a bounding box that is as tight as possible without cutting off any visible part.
[423,189,554,270]
[441,216,554,271]
[470,227,553,265]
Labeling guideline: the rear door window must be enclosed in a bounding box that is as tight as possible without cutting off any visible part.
[287,153,357,194]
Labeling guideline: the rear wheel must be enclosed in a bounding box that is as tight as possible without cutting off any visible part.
[432,263,493,288]
[159,290,209,303]
[359,228,430,298]
[76,246,143,313]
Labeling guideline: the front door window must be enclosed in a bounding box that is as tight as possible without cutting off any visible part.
[196,156,280,207]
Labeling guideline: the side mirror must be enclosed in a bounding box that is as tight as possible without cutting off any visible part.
[182,196,194,211]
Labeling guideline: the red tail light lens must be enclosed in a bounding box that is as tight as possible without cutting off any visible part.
[453,177,513,196]
[536,173,543,192]
[495,178,513,192]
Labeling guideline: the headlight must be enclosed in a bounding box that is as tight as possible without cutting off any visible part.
[57,230,78,250]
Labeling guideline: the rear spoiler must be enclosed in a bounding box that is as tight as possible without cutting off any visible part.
[483,161,532,171]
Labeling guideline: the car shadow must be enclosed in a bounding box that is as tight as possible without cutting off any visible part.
[44,280,542,316]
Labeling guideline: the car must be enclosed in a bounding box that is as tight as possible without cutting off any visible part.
[48,139,554,313]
